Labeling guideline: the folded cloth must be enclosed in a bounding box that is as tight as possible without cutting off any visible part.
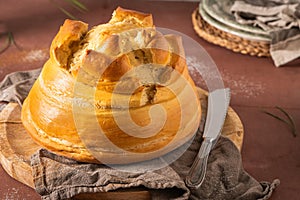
[230,0,300,67]
[0,70,280,200]
[0,68,41,105]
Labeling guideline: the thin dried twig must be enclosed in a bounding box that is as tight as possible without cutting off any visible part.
[0,33,10,54]
[65,0,88,12]
[49,0,88,20]
[262,106,297,137]
[275,106,297,137]
[0,31,21,54]
[7,32,21,50]
[57,5,78,20]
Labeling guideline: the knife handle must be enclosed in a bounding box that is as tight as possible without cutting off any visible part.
[185,138,213,189]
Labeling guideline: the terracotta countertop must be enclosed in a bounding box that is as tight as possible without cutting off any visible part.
[0,0,299,199]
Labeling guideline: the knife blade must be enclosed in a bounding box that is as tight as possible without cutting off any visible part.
[185,88,231,189]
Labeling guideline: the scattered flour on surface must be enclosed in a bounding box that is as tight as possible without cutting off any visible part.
[23,49,47,63]
[1,187,34,200]
[186,56,219,89]
[187,56,202,77]
[186,56,265,98]
[221,70,265,99]
[2,188,21,200]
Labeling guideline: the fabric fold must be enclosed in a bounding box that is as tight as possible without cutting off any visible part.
[230,0,300,67]
[31,149,190,200]
[0,68,41,105]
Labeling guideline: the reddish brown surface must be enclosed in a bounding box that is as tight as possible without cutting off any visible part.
[0,0,299,199]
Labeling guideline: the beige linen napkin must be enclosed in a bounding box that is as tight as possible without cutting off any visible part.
[0,69,280,200]
[230,0,300,67]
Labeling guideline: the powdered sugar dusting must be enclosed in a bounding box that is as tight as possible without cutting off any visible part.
[23,49,47,62]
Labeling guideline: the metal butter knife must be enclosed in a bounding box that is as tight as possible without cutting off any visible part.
[185,88,231,189]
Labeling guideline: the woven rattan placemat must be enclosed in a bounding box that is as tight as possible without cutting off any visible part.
[192,8,270,57]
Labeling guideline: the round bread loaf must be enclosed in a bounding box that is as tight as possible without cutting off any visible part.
[21,7,201,164]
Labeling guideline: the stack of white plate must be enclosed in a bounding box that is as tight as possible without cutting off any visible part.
[200,0,270,42]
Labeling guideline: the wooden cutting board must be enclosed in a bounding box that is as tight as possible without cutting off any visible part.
[0,89,243,199]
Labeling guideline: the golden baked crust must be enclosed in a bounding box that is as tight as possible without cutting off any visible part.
[21,7,201,164]
[51,19,88,70]
[109,7,153,27]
